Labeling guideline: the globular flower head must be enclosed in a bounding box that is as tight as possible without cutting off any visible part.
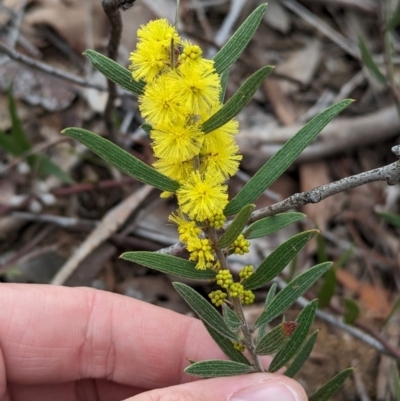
[239,265,254,280]
[166,62,221,114]
[209,290,227,306]
[180,41,214,70]
[129,19,180,82]
[151,119,204,163]
[232,234,251,255]
[215,269,233,289]
[139,73,183,126]
[177,170,228,222]
[153,158,194,182]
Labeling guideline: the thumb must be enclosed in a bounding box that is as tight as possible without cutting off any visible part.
[125,373,308,401]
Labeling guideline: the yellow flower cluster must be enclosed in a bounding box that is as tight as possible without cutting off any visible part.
[129,18,244,270]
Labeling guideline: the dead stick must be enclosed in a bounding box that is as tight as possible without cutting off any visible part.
[102,0,137,142]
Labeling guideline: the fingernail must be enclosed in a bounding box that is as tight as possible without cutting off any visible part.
[230,381,299,401]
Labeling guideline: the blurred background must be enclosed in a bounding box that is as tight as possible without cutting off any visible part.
[0,0,400,399]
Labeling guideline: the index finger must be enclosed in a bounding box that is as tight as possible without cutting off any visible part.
[0,283,225,389]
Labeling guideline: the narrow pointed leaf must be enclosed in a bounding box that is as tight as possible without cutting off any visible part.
[245,213,306,239]
[219,68,230,102]
[387,2,400,30]
[225,100,353,215]
[257,283,278,341]
[201,66,274,134]
[243,230,319,290]
[358,36,387,84]
[205,324,250,365]
[173,282,237,341]
[218,204,255,248]
[268,300,318,372]
[222,304,242,332]
[213,4,267,74]
[392,362,400,400]
[84,49,146,95]
[120,252,216,280]
[376,210,400,228]
[37,156,74,184]
[63,128,179,192]
[185,360,254,378]
[309,368,354,401]
[255,262,332,328]
[255,322,298,355]
[317,268,336,308]
[343,298,359,325]
[285,330,319,378]
[141,123,152,135]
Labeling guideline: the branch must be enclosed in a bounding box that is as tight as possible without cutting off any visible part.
[0,41,106,91]
[249,146,400,223]
[102,0,137,142]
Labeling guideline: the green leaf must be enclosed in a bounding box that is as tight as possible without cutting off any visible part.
[213,4,267,74]
[8,87,31,153]
[243,230,319,290]
[120,252,215,280]
[285,330,319,378]
[37,156,74,184]
[218,204,255,248]
[317,268,336,308]
[84,49,146,95]
[309,368,353,401]
[205,324,250,365]
[343,298,359,325]
[358,36,387,84]
[62,127,179,192]
[185,359,254,378]
[316,233,328,263]
[173,282,237,341]
[219,68,230,102]
[391,362,400,400]
[257,283,278,341]
[245,212,306,240]
[376,210,400,228]
[387,3,400,30]
[225,100,353,216]
[201,66,274,134]
[255,321,298,355]
[222,304,242,332]
[268,300,318,372]
[255,262,332,327]
[0,132,20,155]
[141,123,152,135]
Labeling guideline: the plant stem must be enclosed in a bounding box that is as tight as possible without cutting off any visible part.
[207,226,263,371]
[233,297,264,372]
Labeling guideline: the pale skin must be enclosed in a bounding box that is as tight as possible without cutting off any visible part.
[0,284,308,401]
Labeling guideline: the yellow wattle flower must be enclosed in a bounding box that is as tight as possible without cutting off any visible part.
[177,171,228,222]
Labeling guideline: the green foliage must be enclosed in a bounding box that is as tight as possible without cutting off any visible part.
[62,128,179,192]
[84,49,146,95]
[244,212,305,239]
[387,2,400,30]
[243,230,319,290]
[184,360,254,377]
[285,330,319,378]
[120,252,216,280]
[255,262,332,327]
[201,66,274,134]
[358,36,387,84]
[268,300,318,372]
[217,204,255,248]
[224,100,353,216]
[219,68,230,102]
[0,89,72,184]
[213,3,267,74]
[255,322,298,355]
[205,324,250,365]
[173,282,237,341]
[377,210,400,228]
[309,368,354,401]
[222,304,242,332]
[343,298,359,325]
